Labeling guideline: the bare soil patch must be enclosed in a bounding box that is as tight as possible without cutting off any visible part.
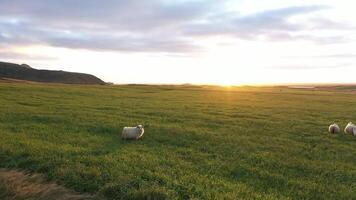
[0,169,99,200]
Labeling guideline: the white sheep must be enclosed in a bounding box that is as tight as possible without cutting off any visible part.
[344,122,355,134]
[328,123,340,134]
[121,125,144,140]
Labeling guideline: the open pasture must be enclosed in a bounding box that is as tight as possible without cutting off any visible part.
[0,83,355,199]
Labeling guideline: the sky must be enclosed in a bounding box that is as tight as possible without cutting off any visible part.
[0,0,355,85]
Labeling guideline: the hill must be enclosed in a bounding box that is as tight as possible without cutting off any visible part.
[0,61,105,85]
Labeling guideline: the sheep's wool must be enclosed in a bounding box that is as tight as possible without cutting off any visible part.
[328,123,340,134]
[344,122,355,134]
[122,125,144,140]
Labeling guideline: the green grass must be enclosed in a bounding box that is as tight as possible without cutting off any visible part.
[0,83,355,199]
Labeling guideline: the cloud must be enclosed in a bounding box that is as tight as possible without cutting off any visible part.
[0,19,200,52]
[183,5,351,44]
[0,0,215,52]
[268,63,353,70]
[284,54,356,59]
[0,0,215,31]
[0,51,55,61]
[0,1,353,53]
[305,18,355,30]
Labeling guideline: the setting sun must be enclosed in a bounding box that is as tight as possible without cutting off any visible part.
[1,1,356,199]
[1,0,355,85]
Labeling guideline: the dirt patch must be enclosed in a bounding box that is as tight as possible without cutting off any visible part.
[0,169,100,200]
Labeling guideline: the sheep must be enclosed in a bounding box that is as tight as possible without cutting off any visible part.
[121,125,144,140]
[328,123,340,134]
[344,122,355,134]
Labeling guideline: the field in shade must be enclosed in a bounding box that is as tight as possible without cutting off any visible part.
[0,83,355,199]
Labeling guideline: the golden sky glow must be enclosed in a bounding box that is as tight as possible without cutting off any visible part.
[1,0,355,85]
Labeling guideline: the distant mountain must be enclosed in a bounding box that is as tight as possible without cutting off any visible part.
[0,61,106,85]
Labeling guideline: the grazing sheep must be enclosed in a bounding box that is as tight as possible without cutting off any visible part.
[328,123,340,134]
[122,125,144,140]
[344,122,355,134]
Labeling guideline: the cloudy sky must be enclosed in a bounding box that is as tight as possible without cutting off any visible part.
[0,0,355,85]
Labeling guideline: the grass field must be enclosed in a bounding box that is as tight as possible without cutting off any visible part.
[0,83,355,199]
[0,168,96,200]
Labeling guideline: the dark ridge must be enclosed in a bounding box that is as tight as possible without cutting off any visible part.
[0,61,106,85]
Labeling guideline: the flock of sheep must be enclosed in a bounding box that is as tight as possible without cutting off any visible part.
[120,122,356,140]
[329,122,356,135]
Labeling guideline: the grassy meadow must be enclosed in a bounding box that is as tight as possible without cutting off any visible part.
[0,83,355,199]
